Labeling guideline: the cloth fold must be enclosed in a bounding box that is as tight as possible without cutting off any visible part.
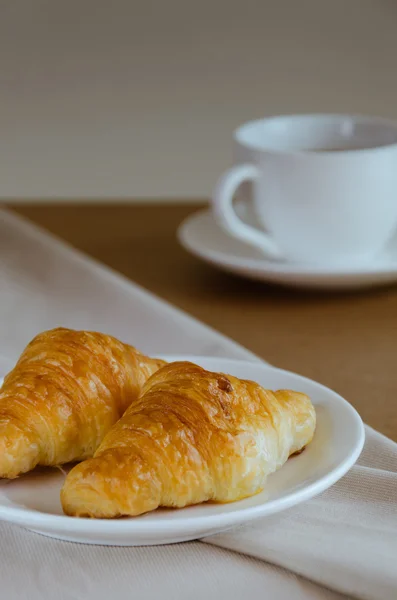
[0,208,395,600]
[204,426,397,600]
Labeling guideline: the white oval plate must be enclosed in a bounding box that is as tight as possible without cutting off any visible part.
[0,356,364,546]
[178,209,397,290]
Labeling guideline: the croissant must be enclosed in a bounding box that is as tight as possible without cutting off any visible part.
[61,360,316,518]
[0,327,165,478]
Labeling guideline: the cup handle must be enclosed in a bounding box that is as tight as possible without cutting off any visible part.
[212,163,283,259]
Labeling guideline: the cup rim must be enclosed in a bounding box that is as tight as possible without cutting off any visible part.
[234,113,397,155]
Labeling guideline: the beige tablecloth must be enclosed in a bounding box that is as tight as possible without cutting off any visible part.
[1,208,396,600]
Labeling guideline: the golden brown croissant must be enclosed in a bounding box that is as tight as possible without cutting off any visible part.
[61,360,316,518]
[0,327,165,478]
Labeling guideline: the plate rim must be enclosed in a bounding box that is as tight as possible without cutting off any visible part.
[178,209,397,277]
[0,356,365,536]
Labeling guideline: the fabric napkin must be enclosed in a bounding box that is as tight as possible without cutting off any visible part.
[204,426,397,600]
[0,207,396,600]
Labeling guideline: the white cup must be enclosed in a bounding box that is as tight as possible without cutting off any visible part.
[212,114,397,265]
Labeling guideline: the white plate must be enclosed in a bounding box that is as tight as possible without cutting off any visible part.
[0,356,364,546]
[178,208,397,290]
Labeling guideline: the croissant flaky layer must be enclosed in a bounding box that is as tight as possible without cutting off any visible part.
[61,361,316,518]
[0,328,165,478]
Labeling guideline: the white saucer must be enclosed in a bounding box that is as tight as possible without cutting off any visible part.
[178,208,397,290]
[0,356,364,546]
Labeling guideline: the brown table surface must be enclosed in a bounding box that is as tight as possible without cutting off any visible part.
[10,203,397,441]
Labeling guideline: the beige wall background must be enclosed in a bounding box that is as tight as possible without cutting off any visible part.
[1,0,397,201]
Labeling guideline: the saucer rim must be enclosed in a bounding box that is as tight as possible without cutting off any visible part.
[178,209,397,277]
